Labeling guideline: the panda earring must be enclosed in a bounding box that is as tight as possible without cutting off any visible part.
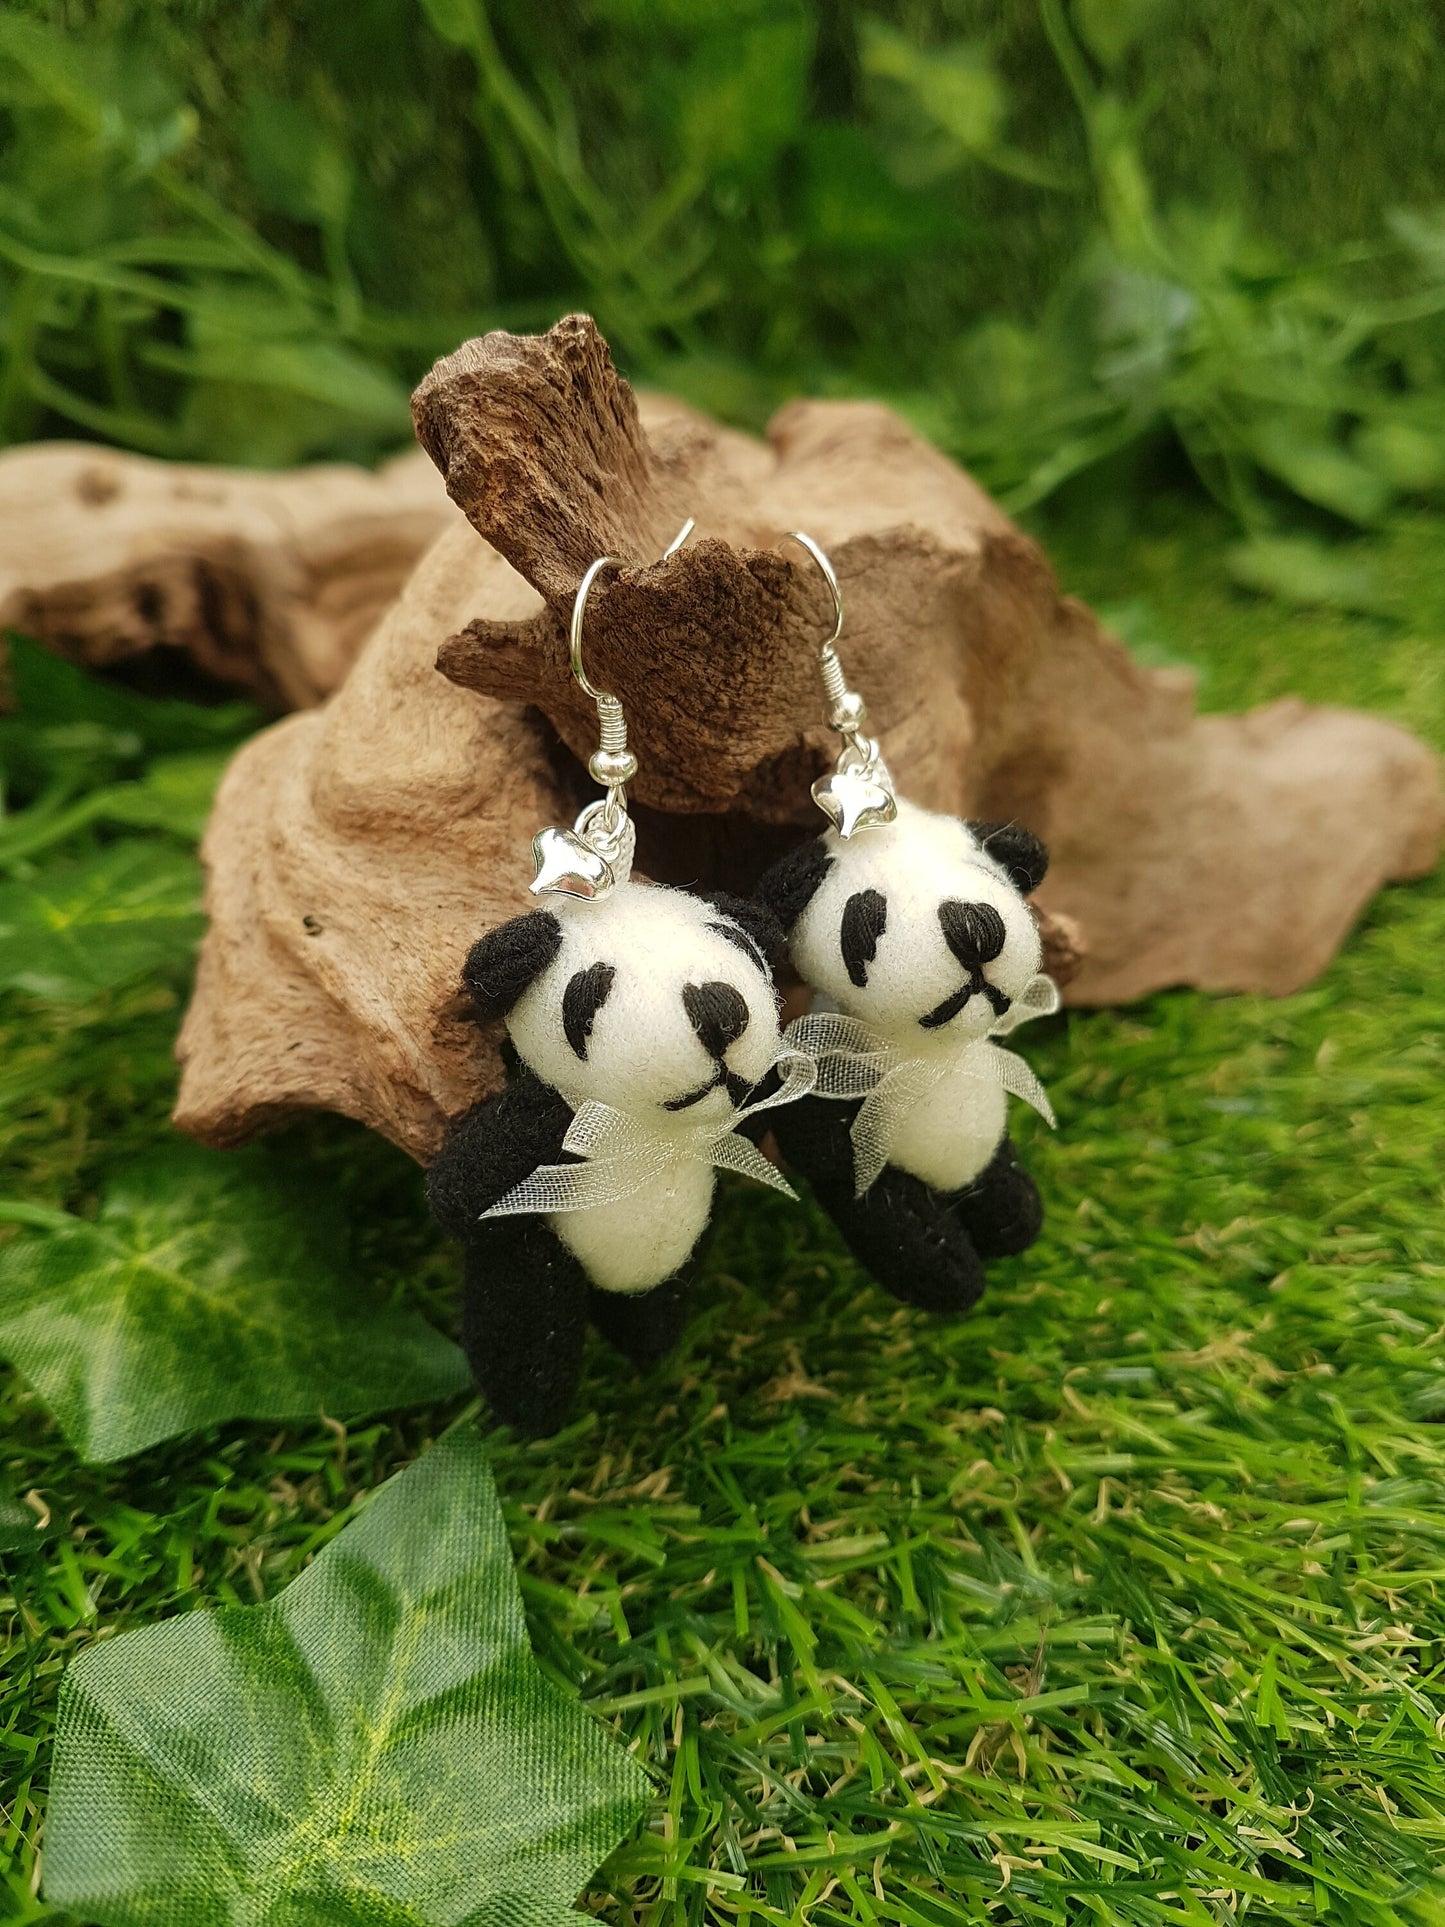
[427,525,815,1436]
[757,532,1061,1317]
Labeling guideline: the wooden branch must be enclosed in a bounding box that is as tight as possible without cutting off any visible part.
[0,443,455,708]
[174,516,561,1156]
[174,315,1440,1162]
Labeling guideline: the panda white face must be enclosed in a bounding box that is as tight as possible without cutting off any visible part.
[507,883,783,1125]
[789,799,1043,1049]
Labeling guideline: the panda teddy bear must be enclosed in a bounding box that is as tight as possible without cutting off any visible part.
[427,878,799,1435]
[758,797,1058,1315]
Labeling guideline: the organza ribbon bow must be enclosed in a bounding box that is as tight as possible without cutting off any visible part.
[783,973,1060,1197]
[481,1047,818,1219]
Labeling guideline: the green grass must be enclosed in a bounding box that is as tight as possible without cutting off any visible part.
[3,503,1443,1921]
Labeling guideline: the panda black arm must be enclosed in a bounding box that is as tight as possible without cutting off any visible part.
[426,1069,574,1236]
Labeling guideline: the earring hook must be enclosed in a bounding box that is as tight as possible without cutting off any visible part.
[782,529,898,838]
[529,518,695,901]
[570,517,695,705]
[783,530,842,648]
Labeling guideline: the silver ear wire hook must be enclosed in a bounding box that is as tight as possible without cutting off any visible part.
[663,516,696,561]
[529,518,695,900]
[569,555,636,818]
[568,516,695,810]
[782,530,898,838]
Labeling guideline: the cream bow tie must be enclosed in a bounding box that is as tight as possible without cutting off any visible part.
[482,1047,817,1219]
[784,974,1059,1197]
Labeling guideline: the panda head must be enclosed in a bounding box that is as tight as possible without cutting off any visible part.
[758,799,1048,1049]
[461,883,785,1127]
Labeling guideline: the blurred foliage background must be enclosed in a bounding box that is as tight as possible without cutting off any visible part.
[4,0,1445,604]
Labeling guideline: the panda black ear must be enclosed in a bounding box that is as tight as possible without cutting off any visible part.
[754,838,834,934]
[701,891,785,970]
[461,909,563,1021]
[968,820,1049,895]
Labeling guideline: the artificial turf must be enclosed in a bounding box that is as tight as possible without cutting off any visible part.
[2,498,1443,1922]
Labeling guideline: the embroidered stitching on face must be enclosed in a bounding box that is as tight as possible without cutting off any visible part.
[840,889,888,987]
[562,961,616,1059]
[683,980,750,1059]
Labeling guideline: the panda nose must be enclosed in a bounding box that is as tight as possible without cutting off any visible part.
[684,981,750,1058]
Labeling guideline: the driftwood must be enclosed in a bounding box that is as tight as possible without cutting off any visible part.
[174,315,1440,1163]
[0,442,454,709]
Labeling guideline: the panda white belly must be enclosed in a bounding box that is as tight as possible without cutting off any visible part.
[885,1052,1007,1195]
[550,1161,717,1295]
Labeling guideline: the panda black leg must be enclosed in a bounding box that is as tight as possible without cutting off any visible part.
[829,1169,987,1314]
[770,1094,986,1314]
[459,1219,591,1437]
[947,1136,1044,1259]
[588,1270,693,1370]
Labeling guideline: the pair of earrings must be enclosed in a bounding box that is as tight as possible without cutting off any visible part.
[427,528,1059,1435]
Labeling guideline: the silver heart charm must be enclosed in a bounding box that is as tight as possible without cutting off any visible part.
[812,767,898,839]
[529,826,615,900]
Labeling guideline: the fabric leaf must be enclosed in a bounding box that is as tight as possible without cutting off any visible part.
[44,1426,651,1927]
[0,1475,37,1552]
[1,634,259,753]
[0,1144,469,1461]
[95,749,234,841]
[0,839,204,1000]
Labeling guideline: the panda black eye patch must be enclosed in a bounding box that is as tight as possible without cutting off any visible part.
[840,889,888,987]
[562,962,616,1059]
[708,919,765,971]
[938,899,1006,966]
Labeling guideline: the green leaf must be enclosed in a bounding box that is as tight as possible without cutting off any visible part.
[1387,205,1445,276]
[44,1426,651,1925]
[860,20,1007,156]
[1073,0,1169,70]
[1246,416,1393,525]
[797,124,949,258]
[0,16,194,171]
[0,749,230,865]
[159,333,414,463]
[242,93,353,230]
[0,839,203,1001]
[671,20,811,181]
[0,1144,470,1462]
[414,0,483,51]
[40,750,224,847]
[1094,597,1203,675]
[1226,536,1390,615]
[160,332,411,428]
[91,749,231,841]
[1353,418,1445,493]
[0,634,258,796]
